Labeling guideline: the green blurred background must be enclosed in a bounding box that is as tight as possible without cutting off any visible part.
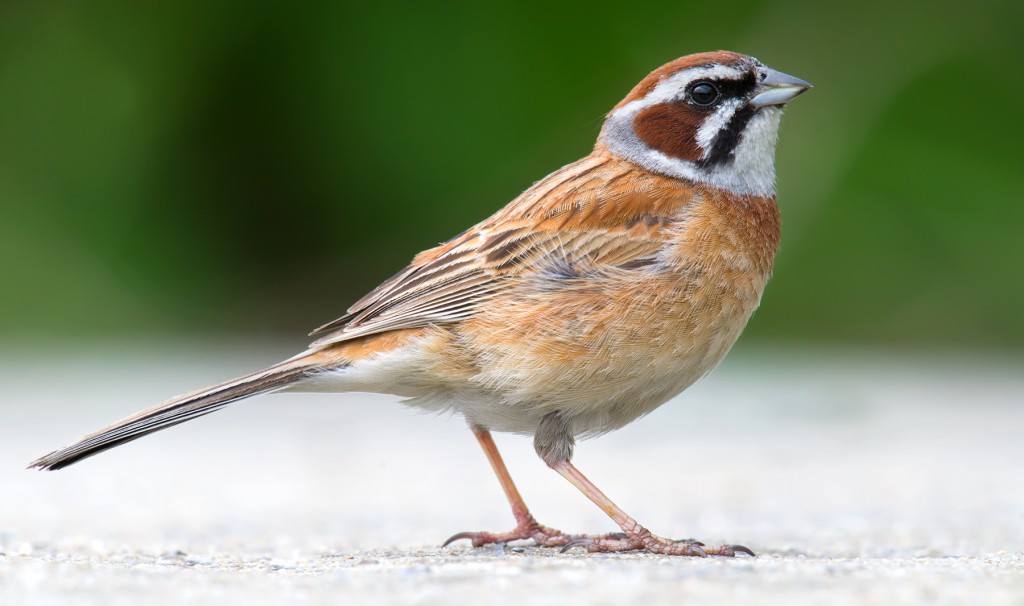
[1,0,1021,349]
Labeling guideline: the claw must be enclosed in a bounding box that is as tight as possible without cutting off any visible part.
[442,532,479,548]
[729,544,756,557]
[686,543,708,557]
[561,540,593,552]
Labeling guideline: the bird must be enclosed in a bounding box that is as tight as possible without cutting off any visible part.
[30,51,810,557]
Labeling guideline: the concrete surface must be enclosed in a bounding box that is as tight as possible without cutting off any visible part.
[1,341,1022,605]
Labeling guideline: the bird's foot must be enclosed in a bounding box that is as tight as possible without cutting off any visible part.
[443,514,627,549]
[560,527,754,557]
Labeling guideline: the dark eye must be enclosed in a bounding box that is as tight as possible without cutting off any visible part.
[689,82,720,107]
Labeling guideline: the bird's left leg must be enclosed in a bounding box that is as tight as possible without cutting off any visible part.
[534,413,754,557]
[443,426,575,547]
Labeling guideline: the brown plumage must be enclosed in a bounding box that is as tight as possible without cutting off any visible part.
[30,51,810,557]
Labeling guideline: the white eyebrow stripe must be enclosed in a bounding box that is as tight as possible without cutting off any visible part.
[610,64,746,119]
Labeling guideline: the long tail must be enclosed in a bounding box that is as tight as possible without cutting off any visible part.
[28,353,322,471]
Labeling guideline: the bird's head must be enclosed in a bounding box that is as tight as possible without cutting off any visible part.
[600,51,811,198]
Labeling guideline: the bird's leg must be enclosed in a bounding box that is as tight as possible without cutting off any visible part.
[443,426,574,548]
[535,413,753,557]
[550,460,753,556]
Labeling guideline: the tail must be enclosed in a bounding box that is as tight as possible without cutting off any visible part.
[28,353,321,471]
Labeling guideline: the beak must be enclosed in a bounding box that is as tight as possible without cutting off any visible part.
[750,67,812,108]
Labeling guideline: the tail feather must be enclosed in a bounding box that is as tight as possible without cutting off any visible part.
[28,356,316,471]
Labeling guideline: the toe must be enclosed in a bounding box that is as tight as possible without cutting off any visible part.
[702,543,756,557]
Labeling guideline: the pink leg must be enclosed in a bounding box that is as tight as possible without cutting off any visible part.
[443,428,620,548]
[552,460,753,557]
[443,427,568,547]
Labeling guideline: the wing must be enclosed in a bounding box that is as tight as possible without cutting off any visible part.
[308,151,696,347]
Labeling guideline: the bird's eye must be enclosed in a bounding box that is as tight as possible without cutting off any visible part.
[689,82,720,107]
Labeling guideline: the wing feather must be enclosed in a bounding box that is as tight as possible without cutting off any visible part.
[309,152,696,347]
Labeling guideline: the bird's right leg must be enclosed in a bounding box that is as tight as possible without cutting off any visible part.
[443,426,574,548]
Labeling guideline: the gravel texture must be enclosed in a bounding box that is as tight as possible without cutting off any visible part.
[2,342,1023,605]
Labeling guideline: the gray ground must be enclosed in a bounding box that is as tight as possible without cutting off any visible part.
[2,342,1022,605]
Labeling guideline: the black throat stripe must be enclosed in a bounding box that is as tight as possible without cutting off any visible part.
[697,105,757,168]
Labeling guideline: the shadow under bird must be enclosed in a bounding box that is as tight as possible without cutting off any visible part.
[31,51,810,556]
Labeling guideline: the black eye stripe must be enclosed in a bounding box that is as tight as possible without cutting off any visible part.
[687,72,758,101]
